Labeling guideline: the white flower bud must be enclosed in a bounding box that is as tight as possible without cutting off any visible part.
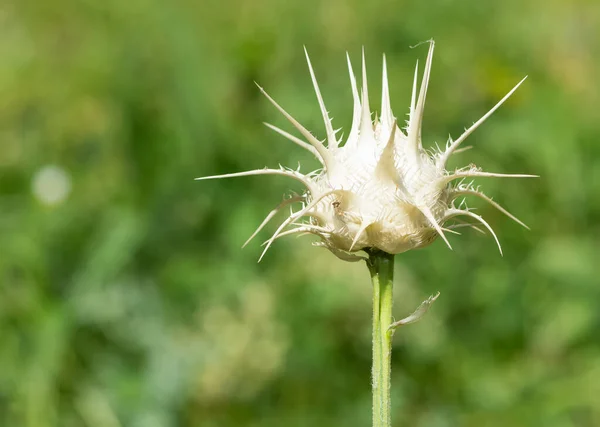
[197,41,536,261]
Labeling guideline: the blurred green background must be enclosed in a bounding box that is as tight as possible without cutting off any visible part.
[1,0,600,426]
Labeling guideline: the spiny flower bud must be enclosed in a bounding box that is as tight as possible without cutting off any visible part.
[197,41,536,262]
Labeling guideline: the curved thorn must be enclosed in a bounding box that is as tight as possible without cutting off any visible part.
[243,196,304,248]
[195,168,316,193]
[262,225,330,244]
[447,219,486,235]
[451,189,529,229]
[444,209,503,255]
[259,190,338,262]
[437,76,528,170]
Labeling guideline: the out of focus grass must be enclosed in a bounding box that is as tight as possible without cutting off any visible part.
[1,0,600,426]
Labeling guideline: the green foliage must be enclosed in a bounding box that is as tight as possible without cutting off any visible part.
[1,0,600,425]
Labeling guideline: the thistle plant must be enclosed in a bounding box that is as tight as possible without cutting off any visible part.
[197,40,535,427]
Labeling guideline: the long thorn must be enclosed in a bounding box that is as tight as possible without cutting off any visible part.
[381,54,393,129]
[408,40,435,154]
[346,52,362,148]
[359,47,374,143]
[263,123,322,161]
[437,76,528,170]
[304,47,337,149]
[256,83,333,168]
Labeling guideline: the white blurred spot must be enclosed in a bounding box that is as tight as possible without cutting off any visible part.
[31,165,72,206]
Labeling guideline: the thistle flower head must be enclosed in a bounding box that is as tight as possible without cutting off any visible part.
[197,41,536,262]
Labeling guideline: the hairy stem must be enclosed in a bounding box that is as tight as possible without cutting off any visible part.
[366,250,394,427]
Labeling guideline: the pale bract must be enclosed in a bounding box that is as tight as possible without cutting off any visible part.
[197,41,535,262]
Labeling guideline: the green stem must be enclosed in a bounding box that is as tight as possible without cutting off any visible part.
[366,250,394,427]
